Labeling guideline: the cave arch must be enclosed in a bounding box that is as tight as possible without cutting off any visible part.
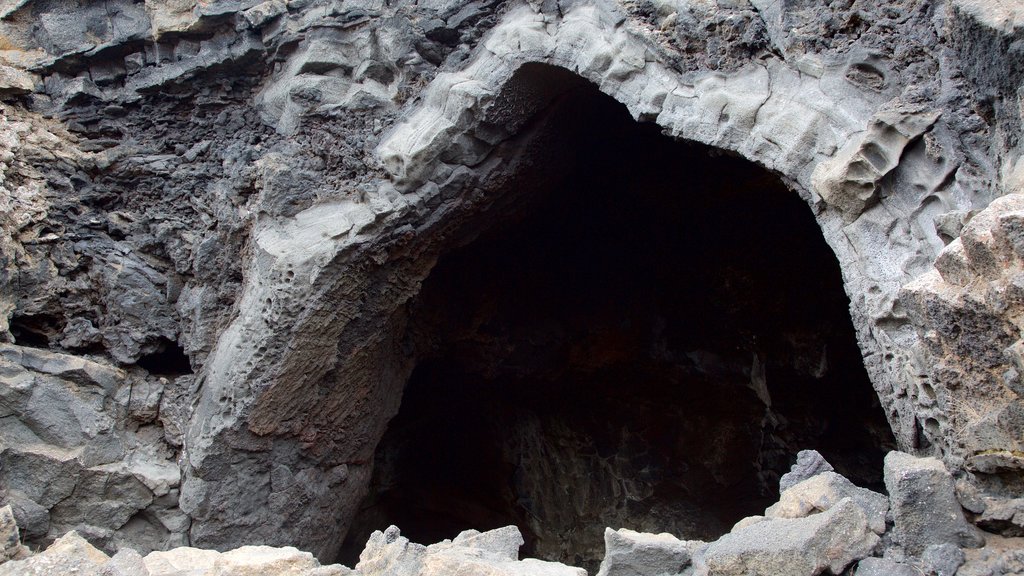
[181,1,934,560]
[337,62,895,569]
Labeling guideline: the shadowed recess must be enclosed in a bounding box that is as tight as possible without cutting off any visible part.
[339,68,896,571]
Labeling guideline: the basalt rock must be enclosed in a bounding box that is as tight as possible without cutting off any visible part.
[0,0,1021,567]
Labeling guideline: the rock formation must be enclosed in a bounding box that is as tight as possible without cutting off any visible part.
[1,451,1022,575]
[0,0,1022,570]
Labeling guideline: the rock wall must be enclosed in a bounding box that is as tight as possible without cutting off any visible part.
[0,0,1022,563]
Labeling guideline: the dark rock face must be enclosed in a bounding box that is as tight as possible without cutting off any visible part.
[0,0,1022,564]
[341,83,894,569]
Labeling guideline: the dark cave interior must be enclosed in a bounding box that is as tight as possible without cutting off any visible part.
[339,66,896,570]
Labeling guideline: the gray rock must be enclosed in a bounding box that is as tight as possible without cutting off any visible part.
[779,450,835,492]
[3,494,49,541]
[0,531,108,576]
[353,525,585,576]
[767,471,889,535]
[854,557,918,576]
[1,0,1024,561]
[0,505,27,563]
[921,543,966,576]
[883,451,984,554]
[100,548,150,576]
[694,498,879,576]
[596,527,702,576]
[976,497,1024,536]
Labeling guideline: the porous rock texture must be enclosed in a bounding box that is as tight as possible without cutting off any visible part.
[0,0,1022,568]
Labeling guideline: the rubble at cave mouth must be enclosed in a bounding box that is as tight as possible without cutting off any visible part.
[339,79,897,569]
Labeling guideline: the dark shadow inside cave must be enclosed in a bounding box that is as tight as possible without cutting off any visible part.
[339,65,896,570]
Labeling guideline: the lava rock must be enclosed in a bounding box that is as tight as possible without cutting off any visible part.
[694,498,879,576]
[854,557,919,576]
[779,450,835,492]
[596,528,703,576]
[976,497,1024,536]
[0,531,107,575]
[0,506,27,563]
[921,543,966,576]
[766,471,889,535]
[883,451,984,554]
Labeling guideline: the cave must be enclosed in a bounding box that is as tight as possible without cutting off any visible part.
[338,67,896,570]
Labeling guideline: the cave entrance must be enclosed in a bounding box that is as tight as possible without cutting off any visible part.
[340,66,895,570]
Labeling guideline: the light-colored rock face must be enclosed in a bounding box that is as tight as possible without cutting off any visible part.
[0,0,1021,566]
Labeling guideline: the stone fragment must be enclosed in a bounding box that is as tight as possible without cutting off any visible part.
[596,527,701,576]
[976,497,1024,537]
[354,525,585,576]
[144,547,221,575]
[694,498,879,576]
[0,65,35,96]
[0,506,28,563]
[921,543,966,576]
[766,471,889,534]
[242,0,287,28]
[883,451,984,554]
[213,545,326,575]
[354,526,426,576]
[854,557,918,576]
[3,494,49,541]
[779,450,834,492]
[100,548,151,576]
[0,531,109,576]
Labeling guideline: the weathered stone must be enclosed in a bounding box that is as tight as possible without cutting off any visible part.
[694,498,879,576]
[778,450,834,492]
[0,531,108,576]
[921,543,966,576]
[596,528,702,576]
[767,471,888,535]
[0,505,27,563]
[977,498,1024,537]
[353,525,585,576]
[883,451,984,554]
[0,0,1021,563]
[853,556,918,576]
[101,548,151,576]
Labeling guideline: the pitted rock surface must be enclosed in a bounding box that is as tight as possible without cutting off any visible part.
[0,0,1021,565]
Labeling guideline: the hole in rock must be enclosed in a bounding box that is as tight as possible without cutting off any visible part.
[9,313,63,348]
[136,337,193,376]
[340,67,896,570]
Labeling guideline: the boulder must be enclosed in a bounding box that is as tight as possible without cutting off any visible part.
[883,451,984,554]
[596,527,703,576]
[779,450,835,492]
[354,525,585,576]
[766,471,889,534]
[694,498,879,576]
[100,548,151,576]
[354,525,426,576]
[0,531,109,576]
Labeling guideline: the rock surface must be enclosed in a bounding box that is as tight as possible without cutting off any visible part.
[595,528,701,576]
[0,455,1022,576]
[884,450,984,554]
[0,0,1020,565]
[694,498,879,576]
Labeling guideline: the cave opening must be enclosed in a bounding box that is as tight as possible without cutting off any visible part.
[136,337,193,376]
[339,66,896,570]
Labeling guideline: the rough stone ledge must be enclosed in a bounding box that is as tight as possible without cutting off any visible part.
[2,450,1022,576]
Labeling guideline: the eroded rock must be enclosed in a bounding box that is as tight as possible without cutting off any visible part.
[884,451,984,554]
[694,498,879,576]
